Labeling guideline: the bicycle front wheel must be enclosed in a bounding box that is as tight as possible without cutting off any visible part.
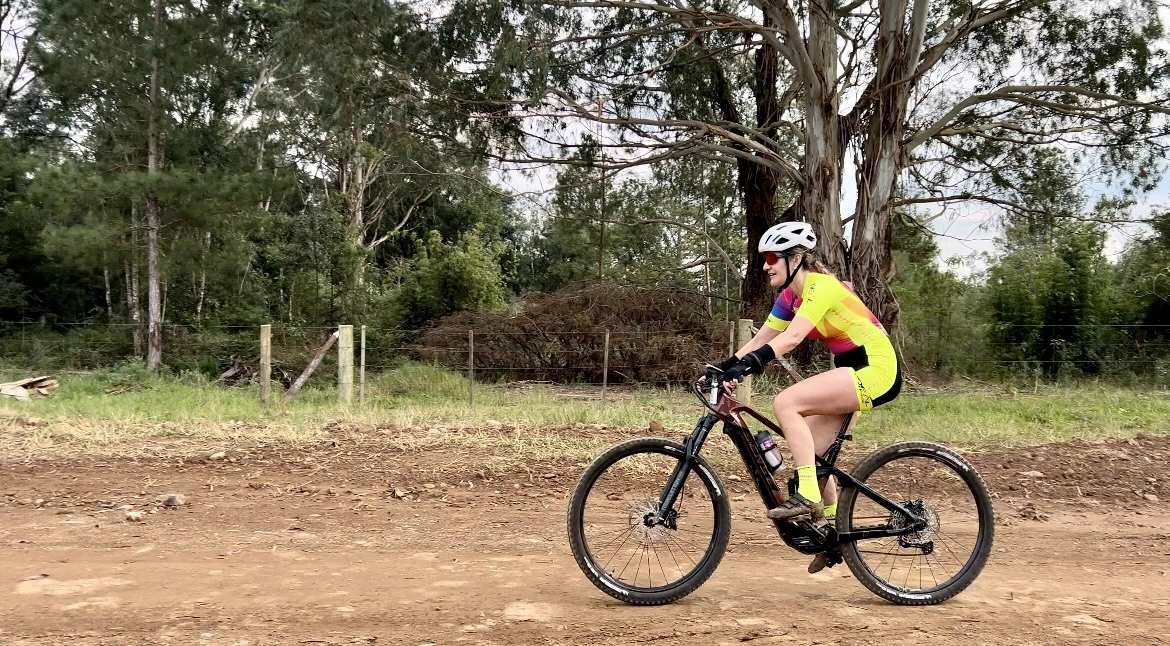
[566,437,731,605]
[838,441,995,605]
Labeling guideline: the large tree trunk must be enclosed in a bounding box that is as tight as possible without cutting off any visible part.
[713,10,783,321]
[849,0,924,331]
[145,0,164,373]
[739,163,779,321]
[799,2,846,275]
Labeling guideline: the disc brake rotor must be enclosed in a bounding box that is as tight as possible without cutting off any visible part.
[628,499,677,546]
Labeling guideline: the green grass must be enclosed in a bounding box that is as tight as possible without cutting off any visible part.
[2,363,1168,459]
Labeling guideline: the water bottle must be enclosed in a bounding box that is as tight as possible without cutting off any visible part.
[755,430,784,473]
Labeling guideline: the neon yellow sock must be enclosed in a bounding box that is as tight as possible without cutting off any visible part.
[796,465,822,504]
[823,503,837,520]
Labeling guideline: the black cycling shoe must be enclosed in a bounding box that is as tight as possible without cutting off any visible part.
[808,548,842,574]
[766,492,825,521]
[807,514,837,573]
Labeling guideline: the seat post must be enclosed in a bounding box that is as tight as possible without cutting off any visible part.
[820,412,855,466]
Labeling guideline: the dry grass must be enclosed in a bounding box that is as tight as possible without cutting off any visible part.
[1,363,1168,465]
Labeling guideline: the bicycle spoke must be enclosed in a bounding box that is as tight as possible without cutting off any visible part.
[844,450,988,597]
[577,445,722,593]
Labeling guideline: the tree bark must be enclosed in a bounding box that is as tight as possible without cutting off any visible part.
[103,267,113,322]
[849,0,921,331]
[125,254,142,357]
[799,1,846,275]
[711,9,782,322]
[145,0,164,374]
[195,231,210,325]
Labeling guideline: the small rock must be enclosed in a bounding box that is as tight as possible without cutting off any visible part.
[392,488,409,499]
[542,473,557,479]
[485,419,502,427]
[125,511,145,522]
[1017,471,1045,478]
[1018,503,1049,522]
[649,420,665,434]
[118,504,133,511]
[209,451,226,460]
[34,498,44,507]
[1144,493,1159,502]
[157,494,186,507]
[423,483,436,490]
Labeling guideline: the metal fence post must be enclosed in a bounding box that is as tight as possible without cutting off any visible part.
[338,325,353,405]
[359,324,367,405]
[259,324,271,404]
[468,330,475,408]
[602,329,610,405]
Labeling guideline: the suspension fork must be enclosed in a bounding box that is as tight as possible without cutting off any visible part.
[654,413,719,521]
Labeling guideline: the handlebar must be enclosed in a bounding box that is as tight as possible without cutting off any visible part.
[692,366,727,415]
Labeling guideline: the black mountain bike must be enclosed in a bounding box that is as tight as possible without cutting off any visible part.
[567,370,995,606]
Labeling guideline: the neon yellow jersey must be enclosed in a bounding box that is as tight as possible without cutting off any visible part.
[763,273,890,356]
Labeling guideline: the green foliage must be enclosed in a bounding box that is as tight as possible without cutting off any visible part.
[983,154,1114,379]
[890,213,987,377]
[391,229,508,330]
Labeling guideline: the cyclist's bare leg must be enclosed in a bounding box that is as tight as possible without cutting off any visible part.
[804,413,855,508]
[772,369,859,465]
[768,368,860,519]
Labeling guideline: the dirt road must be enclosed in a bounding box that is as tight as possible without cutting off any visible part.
[2,432,1168,645]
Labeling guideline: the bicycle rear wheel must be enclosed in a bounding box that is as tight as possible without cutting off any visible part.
[566,437,731,605]
[837,441,995,605]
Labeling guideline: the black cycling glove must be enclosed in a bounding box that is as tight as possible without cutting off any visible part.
[721,344,777,384]
[705,354,741,381]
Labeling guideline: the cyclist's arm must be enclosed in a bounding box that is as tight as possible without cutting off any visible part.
[735,324,781,358]
[763,274,834,357]
[763,316,815,357]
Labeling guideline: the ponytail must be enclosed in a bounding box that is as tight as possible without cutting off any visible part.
[802,251,832,276]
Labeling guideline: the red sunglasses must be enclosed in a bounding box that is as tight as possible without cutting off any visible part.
[763,251,787,265]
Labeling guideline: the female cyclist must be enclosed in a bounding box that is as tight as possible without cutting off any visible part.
[713,221,902,571]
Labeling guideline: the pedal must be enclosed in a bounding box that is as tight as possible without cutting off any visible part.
[825,548,843,569]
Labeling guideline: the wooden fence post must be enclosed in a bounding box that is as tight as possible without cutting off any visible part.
[736,318,753,405]
[282,330,339,405]
[259,324,271,404]
[338,325,354,405]
[468,330,475,407]
[359,325,367,405]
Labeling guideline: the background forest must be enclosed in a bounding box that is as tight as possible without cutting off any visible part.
[1,0,1169,386]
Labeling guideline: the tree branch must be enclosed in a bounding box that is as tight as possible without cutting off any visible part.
[907,85,1170,151]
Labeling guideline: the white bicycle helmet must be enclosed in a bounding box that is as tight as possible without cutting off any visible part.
[758,221,817,254]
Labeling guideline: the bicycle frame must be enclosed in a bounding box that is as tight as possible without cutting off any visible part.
[653,377,928,555]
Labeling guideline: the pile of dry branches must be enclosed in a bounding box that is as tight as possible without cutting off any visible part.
[415,286,730,384]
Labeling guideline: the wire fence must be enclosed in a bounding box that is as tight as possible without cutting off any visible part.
[2,320,1169,391]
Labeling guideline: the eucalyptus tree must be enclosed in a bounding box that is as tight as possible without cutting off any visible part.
[255,0,504,292]
[442,0,1170,324]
